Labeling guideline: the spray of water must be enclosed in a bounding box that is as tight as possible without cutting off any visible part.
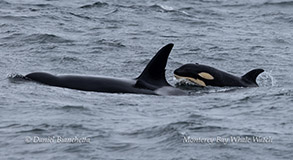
[257,71,276,87]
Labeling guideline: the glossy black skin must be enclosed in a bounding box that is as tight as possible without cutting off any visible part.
[174,63,264,87]
[25,73,155,94]
[25,44,185,95]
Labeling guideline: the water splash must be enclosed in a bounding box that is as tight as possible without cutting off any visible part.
[257,71,276,87]
[7,73,30,83]
[174,77,198,86]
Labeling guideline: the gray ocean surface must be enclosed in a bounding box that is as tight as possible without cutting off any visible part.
[1,0,293,159]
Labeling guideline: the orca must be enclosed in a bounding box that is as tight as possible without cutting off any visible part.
[174,63,264,87]
[25,44,185,96]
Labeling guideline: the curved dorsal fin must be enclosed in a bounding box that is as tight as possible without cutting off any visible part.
[136,43,174,88]
[241,69,264,85]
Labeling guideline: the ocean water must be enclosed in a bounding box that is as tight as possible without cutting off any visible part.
[1,0,293,159]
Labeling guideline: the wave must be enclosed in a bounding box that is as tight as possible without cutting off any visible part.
[17,128,47,133]
[222,1,293,8]
[222,3,249,7]
[49,56,83,65]
[120,119,228,148]
[149,4,175,12]
[23,33,73,44]
[103,142,138,152]
[60,105,90,112]
[276,16,293,24]
[123,121,191,139]
[80,2,108,9]
[0,15,37,21]
[68,12,91,20]
[15,123,98,134]
[272,89,293,97]
[123,116,220,137]
[95,39,126,48]
[30,3,55,8]
[1,33,24,41]
[0,123,19,129]
[115,3,176,13]
[189,125,227,132]
[0,0,10,5]
[264,1,293,6]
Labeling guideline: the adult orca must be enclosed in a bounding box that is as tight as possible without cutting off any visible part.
[25,44,185,95]
[174,63,264,87]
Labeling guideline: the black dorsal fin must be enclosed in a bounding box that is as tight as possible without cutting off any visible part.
[136,43,174,88]
[241,69,264,85]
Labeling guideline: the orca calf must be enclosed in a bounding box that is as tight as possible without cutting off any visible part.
[174,63,264,87]
[25,44,185,96]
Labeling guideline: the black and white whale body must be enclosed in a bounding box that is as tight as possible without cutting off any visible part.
[25,44,185,95]
[174,63,264,87]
